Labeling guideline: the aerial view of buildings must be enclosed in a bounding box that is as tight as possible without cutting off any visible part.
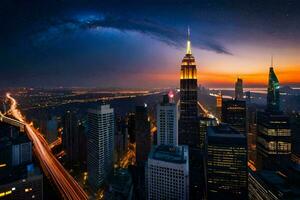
[1,1,300,200]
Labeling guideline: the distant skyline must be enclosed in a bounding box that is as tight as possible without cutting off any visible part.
[1,0,300,88]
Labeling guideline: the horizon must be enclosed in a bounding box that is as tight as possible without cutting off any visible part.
[1,0,300,88]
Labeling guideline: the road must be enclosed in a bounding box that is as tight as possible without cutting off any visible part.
[197,101,220,123]
[6,93,88,200]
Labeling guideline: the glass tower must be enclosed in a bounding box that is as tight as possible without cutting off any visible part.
[267,67,280,113]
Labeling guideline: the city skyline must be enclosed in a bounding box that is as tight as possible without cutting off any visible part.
[1,2,300,198]
[1,0,300,88]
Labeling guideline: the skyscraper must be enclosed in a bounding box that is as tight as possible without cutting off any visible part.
[206,124,248,199]
[256,66,291,171]
[178,28,199,147]
[134,105,151,199]
[267,67,280,113]
[135,105,151,166]
[216,91,222,120]
[146,145,189,200]
[87,104,114,189]
[222,99,247,133]
[157,93,178,146]
[62,111,79,166]
[235,78,243,100]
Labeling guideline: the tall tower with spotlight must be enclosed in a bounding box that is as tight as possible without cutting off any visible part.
[178,28,199,147]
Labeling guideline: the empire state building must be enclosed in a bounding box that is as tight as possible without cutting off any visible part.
[178,29,199,147]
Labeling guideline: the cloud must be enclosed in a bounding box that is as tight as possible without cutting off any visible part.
[32,13,232,55]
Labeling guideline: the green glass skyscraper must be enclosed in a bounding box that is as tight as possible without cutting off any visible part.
[267,67,280,113]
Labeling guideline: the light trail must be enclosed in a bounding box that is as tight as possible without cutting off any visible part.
[197,101,220,123]
[119,143,136,168]
[49,137,62,149]
[6,93,88,200]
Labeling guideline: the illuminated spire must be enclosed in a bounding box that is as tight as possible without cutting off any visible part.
[186,26,192,55]
[271,55,273,68]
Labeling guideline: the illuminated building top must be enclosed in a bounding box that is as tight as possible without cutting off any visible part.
[267,63,280,113]
[180,28,197,80]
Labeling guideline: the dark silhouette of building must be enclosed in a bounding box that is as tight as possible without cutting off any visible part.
[114,117,128,165]
[222,99,247,133]
[134,105,151,199]
[62,111,86,168]
[291,113,300,180]
[126,113,135,144]
[206,124,248,199]
[256,66,291,171]
[135,105,151,166]
[0,121,43,199]
[235,78,243,100]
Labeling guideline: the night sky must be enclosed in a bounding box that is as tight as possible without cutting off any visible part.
[1,0,300,88]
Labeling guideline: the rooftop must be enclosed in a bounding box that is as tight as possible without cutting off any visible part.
[208,123,246,139]
[149,145,188,164]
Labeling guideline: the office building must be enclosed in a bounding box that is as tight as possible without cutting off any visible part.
[146,145,189,200]
[199,116,217,151]
[256,67,291,171]
[256,111,291,170]
[157,94,178,146]
[235,78,243,100]
[222,99,247,133]
[135,105,151,166]
[206,124,248,199]
[87,104,115,189]
[62,111,79,166]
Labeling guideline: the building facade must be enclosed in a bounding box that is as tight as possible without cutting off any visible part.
[87,104,115,189]
[206,124,248,199]
[157,94,178,146]
[146,145,189,200]
[222,99,247,133]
